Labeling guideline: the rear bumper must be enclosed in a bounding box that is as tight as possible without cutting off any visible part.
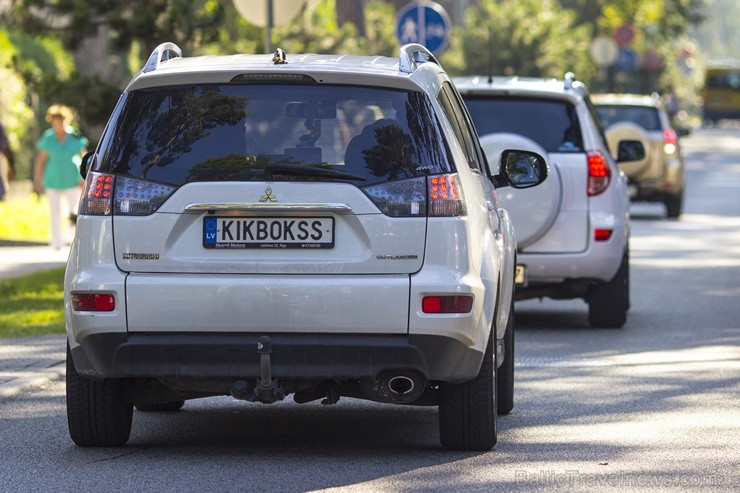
[627,167,684,199]
[518,235,625,284]
[69,332,485,384]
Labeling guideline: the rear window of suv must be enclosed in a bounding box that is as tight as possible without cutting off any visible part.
[595,105,662,131]
[99,84,453,187]
[462,96,583,153]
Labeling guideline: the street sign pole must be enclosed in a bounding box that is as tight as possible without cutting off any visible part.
[266,0,273,53]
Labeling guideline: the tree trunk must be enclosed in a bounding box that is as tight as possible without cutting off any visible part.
[336,0,365,37]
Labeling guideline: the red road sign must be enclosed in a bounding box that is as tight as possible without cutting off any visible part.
[614,24,635,47]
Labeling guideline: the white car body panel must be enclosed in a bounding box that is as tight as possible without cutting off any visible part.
[125,273,411,334]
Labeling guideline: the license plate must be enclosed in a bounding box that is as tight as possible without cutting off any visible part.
[515,264,527,285]
[203,216,334,249]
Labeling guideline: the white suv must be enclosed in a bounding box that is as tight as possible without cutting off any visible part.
[65,43,546,450]
[455,74,646,328]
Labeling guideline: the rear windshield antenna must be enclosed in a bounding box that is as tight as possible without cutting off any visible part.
[273,48,287,65]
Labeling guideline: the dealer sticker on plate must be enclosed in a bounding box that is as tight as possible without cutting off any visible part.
[203,216,334,249]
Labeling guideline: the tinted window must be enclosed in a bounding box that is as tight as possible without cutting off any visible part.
[438,84,484,171]
[706,71,740,90]
[101,84,452,186]
[462,96,583,153]
[595,105,662,131]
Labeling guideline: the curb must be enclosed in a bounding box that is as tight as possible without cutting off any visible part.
[0,335,67,400]
[0,362,65,400]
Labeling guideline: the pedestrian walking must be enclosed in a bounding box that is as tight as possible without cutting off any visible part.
[33,104,88,250]
[0,116,16,201]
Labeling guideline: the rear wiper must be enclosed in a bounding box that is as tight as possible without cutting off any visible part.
[266,163,366,181]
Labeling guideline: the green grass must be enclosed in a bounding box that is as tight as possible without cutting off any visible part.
[0,194,51,243]
[0,267,66,337]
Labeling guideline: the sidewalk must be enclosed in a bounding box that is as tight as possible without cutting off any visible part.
[0,335,66,399]
[0,243,69,400]
[0,242,70,279]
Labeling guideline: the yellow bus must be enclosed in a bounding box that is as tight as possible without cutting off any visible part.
[702,59,740,124]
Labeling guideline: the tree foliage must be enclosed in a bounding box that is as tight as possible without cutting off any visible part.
[0,29,75,179]
[0,0,713,177]
[8,0,226,62]
[440,0,594,80]
[274,0,396,56]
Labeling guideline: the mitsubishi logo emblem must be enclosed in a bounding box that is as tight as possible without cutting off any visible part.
[259,186,277,203]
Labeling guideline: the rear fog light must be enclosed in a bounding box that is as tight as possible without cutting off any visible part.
[422,295,474,314]
[72,294,115,312]
[594,229,613,242]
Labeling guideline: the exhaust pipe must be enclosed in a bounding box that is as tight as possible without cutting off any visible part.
[388,376,416,395]
[361,370,426,404]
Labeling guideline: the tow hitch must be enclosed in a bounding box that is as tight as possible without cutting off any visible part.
[230,335,285,404]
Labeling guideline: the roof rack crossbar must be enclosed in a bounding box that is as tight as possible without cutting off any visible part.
[399,43,439,74]
[143,42,183,73]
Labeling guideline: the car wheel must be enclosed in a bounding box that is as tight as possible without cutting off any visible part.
[496,302,515,415]
[135,401,185,412]
[665,192,683,219]
[587,250,629,328]
[438,329,497,451]
[66,344,133,447]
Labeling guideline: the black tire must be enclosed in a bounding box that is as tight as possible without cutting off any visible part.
[665,192,683,219]
[66,344,133,447]
[587,250,629,328]
[496,304,515,415]
[135,401,185,412]
[438,329,497,451]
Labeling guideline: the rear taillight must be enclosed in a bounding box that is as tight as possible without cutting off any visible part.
[428,174,466,217]
[361,177,427,217]
[79,173,176,216]
[114,176,176,215]
[422,295,474,314]
[663,128,678,154]
[587,151,611,196]
[361,173,466,217]
[71,293,115,312]
[79,172,114,215]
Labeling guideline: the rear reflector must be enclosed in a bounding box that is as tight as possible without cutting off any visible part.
[594,229,613,242]
[71,294,115,312]
[422,295,474,314]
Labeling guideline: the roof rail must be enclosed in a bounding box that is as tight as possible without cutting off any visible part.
[399,43,440,74]
[564,72,576,90]
[143,42,183,73]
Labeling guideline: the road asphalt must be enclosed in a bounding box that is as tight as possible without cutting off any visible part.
[0,243,68,401]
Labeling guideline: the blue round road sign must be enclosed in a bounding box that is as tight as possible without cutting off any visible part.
[395,1,451,55]
[615,47,639,72]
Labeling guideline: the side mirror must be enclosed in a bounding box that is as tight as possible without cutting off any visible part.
[676,126,691,138]
[616,140,646,163]
[80,151,95,179]
[494,149,548,189]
